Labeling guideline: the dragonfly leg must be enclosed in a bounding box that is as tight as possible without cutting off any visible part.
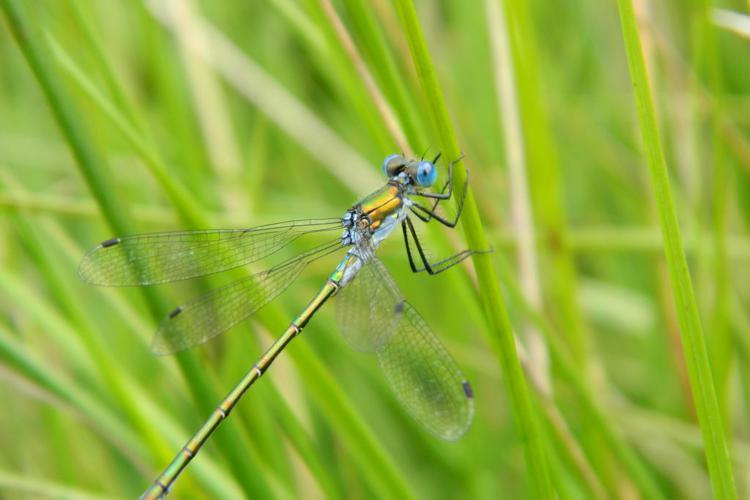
[408,181,446,224]
[409,175,467,227]
[409,160,469,228]
[401,217,484,274]
[401,219,420,273]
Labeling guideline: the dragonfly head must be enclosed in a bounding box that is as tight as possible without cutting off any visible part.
[382,153,439,187]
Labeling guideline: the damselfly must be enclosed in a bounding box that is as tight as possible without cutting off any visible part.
[79,154,482,498]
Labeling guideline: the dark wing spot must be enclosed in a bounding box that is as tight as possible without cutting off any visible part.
[101,237,121,248]
[394,301,405,315]
[169,306,183,319]
[462,381,474,399]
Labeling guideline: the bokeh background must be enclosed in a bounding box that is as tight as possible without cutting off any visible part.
[1,0,749,498]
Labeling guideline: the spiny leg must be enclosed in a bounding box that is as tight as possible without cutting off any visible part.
[409,179,448,225]
[409,173,467,228]
[401,217,481,275]
[401,218,420,273]
[410,161,469,228]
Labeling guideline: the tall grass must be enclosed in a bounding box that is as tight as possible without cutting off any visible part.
[1,0,749,498]
[617,0,736,497]
[393,0,554,497]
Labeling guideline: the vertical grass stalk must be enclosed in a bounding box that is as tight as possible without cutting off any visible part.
[485,0,548,391]
[0,2,271,496]
[617,0,737,497]
[393,0,556,497]
[500,0,589,365]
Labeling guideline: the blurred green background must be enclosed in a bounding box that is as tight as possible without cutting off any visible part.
[1,0,749,498]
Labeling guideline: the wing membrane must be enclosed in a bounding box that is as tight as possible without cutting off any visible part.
[152,239,343,354]
[338,257,474,439]
[79,218,342,286]
[376,300,474,440]
[335,256,399,352]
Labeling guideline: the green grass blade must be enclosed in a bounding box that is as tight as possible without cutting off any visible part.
[0,312,241,497]
[2,187,173,458]
[0,471,118,499]
[46,35,207,227]
[500,0,588,364]
[0,322,147,469]
[616,0,737,497]
[694,0,733,425]
[0,2,270,496]
[393,0,556,497]
[0,0,133,236]
[289,339,416,499]
[340,0,427,149]
[496,257,666,499]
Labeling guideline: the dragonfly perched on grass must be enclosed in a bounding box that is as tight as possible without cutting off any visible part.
[79,153,482,498]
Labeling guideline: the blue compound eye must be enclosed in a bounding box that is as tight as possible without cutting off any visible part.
[416,161,437,186]
[382,154,404,177]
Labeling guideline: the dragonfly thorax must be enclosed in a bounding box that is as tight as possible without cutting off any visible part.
[335,182,410,288]
[341,182,408,249]
[340,207,368,246]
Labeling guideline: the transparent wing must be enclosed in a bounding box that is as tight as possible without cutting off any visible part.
[79,218,342,286]
[348,258,474,440]
[152,239,343,354]
[335,256,400,352]
[376,301,474,440]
